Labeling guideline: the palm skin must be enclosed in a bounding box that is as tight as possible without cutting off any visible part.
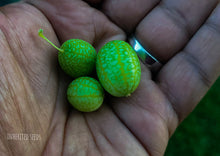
[0,0,220,156]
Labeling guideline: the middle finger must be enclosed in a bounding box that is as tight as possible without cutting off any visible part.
[135,0,218,62]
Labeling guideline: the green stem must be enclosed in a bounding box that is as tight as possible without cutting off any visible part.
[38,29,64,53]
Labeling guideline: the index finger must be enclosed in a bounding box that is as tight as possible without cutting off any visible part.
[102,0,160,32]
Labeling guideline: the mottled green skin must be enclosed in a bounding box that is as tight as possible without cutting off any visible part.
[96,40,141,97]
[67,77,104,112]
[58,39,97,78]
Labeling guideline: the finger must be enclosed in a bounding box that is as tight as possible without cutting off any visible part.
[135,0,218,62]
[157,3,220,122]
[63,106,148,155]
[102,0,160,33]
[26,0,125,50]
[107,64,178,156]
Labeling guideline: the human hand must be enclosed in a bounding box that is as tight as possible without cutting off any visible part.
[0,0,219,155]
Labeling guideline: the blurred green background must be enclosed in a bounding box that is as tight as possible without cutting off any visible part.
[165,77,220,156]
[0,0,19,6]
[1,1,220,155]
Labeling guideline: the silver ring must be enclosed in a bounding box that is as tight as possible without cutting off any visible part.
[129,36,161,66]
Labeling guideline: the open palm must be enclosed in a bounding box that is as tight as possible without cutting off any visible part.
[0,0,220,155]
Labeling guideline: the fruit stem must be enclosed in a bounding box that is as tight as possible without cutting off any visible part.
[38,29,64,53]
[126,93,131,97]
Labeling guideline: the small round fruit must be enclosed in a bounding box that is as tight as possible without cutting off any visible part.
[67,77,104,112]
[96,40,141,97]
[38,29,96,78]
[58,39,96,78]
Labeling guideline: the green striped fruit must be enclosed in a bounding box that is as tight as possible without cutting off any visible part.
[58,39,97,78]
[38,29,97,78]
[67,77,104,112]
[96,40,141,97]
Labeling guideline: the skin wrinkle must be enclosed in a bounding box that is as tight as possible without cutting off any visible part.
[0,30,27,132]
[0,3,60,155]
[63,113,90,155]
[1,42,32,155]
[54,0,96,42]
[102,0,161,33]
[131,96,170,138]
[26,0,125,46]
[158,80,181,125]
[0,120,12,156]
[13,51,46,137]
[130,80,167,124]
[91,11,125,50]
[0,86,12,156]
[84,107,147,156]
[157,23,220,121]
[107,65,168,155]
[205,20,220,39]
[0,8,25,54]
[183,51,212,88]
[113,69,172,155]
[0,4,56,98]
[154,81,179,136]
[100,133,120,156]
[135,0,218,63]
[20,81,45,151]
[44,65,53,94]
[42,124,56,155]
[93,116,122,156]
[137,105,169,149]
[92,16,106,49]
[142,106,168,154]
[159,2,191,39]
[89,7,104,47]
[134,0,162,32]
[0,8,32,73]
[109,104,151,156]
[110,103,150,156]
[45,72,69,156]
[29,11,58,129]
[83,114,102,156]
[0,3,44,156]
[158,55,194,123]
[130,71,178,136]
[116,105,164,156]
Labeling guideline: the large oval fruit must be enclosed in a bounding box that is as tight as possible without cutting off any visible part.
[58,39,97,78]
[67,77,104,112]
[96,40,141,97]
